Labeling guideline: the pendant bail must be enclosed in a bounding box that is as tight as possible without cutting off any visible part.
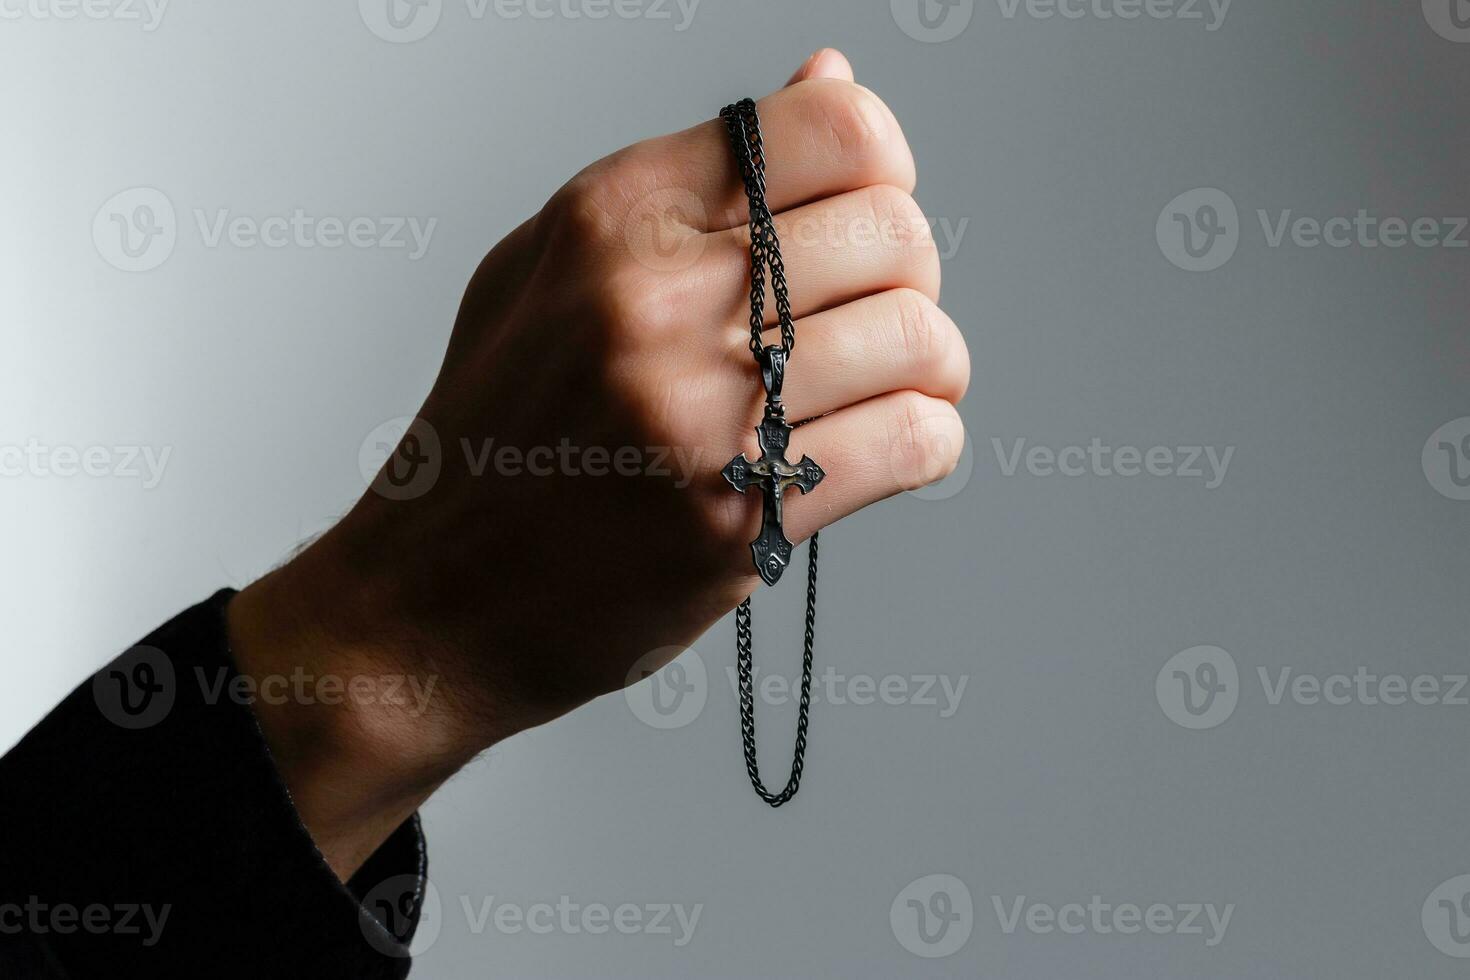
[760,344,786,406]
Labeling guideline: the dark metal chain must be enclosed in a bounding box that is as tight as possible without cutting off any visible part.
[721,96,819,808]
[734,532,818,807]
[720,98,796,361]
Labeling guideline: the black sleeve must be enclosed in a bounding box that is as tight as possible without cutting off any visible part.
[0,590,429,979]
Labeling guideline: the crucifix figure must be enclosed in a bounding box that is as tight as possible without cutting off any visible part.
[722,347,825,586]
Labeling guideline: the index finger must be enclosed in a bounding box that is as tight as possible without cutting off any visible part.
[601,77,917,233]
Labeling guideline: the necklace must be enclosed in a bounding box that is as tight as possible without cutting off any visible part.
[719,98,825,808]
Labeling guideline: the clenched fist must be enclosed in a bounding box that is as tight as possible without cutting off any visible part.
[228,48,969,876]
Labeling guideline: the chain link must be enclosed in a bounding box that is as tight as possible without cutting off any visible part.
[720,98,796,362]
[734,530,818,807]
[721,96,819,808]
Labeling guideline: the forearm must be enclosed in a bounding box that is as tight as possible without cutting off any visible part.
[0,591,428,977]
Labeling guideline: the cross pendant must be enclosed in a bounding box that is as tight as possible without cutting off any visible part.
[722,403,825,586]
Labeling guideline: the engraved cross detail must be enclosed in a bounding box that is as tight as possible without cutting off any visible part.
[722,410,824,586]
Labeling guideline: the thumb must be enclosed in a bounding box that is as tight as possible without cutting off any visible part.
[785,48,854,86]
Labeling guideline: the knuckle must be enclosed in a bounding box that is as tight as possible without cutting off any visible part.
[894,290,970,401]
[592,266,680,345]
[876,185,926,241]
[891,288,945,366]
[814,80,892,160]
[865,185,939,281]
[800,80,914,190]
[887,393,963,491]
[862,181,916,227]
[542,168,621,248]
[590,266,643,328]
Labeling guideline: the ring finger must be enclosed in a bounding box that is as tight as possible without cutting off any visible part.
[720,288,970,430]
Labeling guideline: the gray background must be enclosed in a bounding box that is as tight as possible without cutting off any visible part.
[4,0,1469,976]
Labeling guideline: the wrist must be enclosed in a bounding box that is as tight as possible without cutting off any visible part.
[224,525,492,877]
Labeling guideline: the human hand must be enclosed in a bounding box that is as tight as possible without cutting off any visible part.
[228,48,968,876]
